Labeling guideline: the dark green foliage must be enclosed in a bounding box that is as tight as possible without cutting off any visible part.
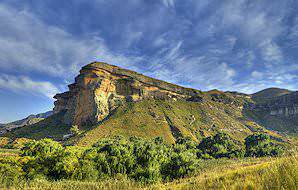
[163,151,198,179]
[0,132,285,186]
[21,139,80,180]
[245,133,284,157]
[197,133,244,159]
[87,136,170,183]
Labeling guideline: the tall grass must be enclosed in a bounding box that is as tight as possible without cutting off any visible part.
[163,154,298,190]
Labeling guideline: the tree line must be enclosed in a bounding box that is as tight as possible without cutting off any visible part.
[0,132,283,185]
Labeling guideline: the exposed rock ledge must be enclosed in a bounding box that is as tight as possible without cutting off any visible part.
[53,62,202,126]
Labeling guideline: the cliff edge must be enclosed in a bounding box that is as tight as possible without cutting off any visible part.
[54,62,202,126]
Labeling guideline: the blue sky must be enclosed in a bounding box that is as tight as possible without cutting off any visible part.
[0,0,298,123]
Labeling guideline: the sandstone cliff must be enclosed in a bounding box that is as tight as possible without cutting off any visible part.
[4,62,288,145]
[54,62,202,126]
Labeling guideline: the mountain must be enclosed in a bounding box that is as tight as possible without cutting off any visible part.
[248,90,298,133]
[251,87,292,103]
[53,62,202,126]
[0,111,53,134]
[2,62,291,145]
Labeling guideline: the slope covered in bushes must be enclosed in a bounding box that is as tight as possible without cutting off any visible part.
[0,132,284,189]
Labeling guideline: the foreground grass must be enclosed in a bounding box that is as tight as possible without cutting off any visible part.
[0,148,19,157]
[161,155,298,190]
[1,155,297,190]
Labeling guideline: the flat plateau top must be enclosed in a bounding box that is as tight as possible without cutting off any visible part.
[83,62,201,96]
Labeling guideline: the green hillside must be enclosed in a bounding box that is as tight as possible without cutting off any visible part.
[4,90,288,147]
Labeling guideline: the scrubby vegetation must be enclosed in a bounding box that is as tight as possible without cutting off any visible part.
[0,132,286,189]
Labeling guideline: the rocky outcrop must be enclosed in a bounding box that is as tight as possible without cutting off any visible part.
[54,62,202,126]
[253,91,298,117]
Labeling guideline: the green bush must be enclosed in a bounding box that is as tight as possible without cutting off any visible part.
[21,139,67,180]
[245,133,283,157]
[0,163,23,187]
[197,133,244,159]
[163,151,198,180]
[0,132,286,187]
[0,156,24,188]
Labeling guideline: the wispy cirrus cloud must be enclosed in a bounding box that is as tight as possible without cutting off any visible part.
[162,0,175,8]
[0,74,59,99]
[0,0,298,98]
[0,3,143,80]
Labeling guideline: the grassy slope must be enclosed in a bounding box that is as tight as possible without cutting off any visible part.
[3,91,287,146]
[4,112,71,140]
[160,154,298,190]
[75,97,279,147]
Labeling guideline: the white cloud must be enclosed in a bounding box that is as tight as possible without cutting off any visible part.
[153,35,167,47]
[217,0,285,64]
[144,40,236,91]
[162,0,175,8]
[259,40,283,63]
[0,4,142,80]
[232,83,267,94]
[251,71,263,79]
[0,1,296,96]
[0,74,59,99]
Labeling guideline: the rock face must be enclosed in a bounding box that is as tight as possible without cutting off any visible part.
[54,62,201,126]
[253,92,298,117]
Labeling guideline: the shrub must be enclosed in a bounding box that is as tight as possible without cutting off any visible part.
[0,137,10,148]
[0,156,24,188]
[70,125,81,136]
[197,133,244,159]
[245,133,283,157]
[21,139,67,180]
[162,151,198,180]
[0,132,286,186]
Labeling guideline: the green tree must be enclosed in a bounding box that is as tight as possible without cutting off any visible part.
[21,139,67,180]
[197,133,244,159]
[245,133,283,157]
[70,125,81,136]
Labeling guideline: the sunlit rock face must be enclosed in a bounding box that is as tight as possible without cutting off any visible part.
[53,62,201,126]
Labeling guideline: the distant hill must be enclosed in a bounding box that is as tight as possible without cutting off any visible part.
[0,111,53,134]
[3,62,289,146]
[248,90,298,133]
[251,87,292,103]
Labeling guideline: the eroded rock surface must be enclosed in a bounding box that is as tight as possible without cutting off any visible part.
[253,92,298,117]
[54,62,202,126]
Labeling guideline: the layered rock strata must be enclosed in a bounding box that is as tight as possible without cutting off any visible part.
[54,62,201,126]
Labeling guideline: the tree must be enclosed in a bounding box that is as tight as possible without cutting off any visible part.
[70,125,81,136]
[21,139,67,179]
[245,133,283,157]
[197,132,244,159]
